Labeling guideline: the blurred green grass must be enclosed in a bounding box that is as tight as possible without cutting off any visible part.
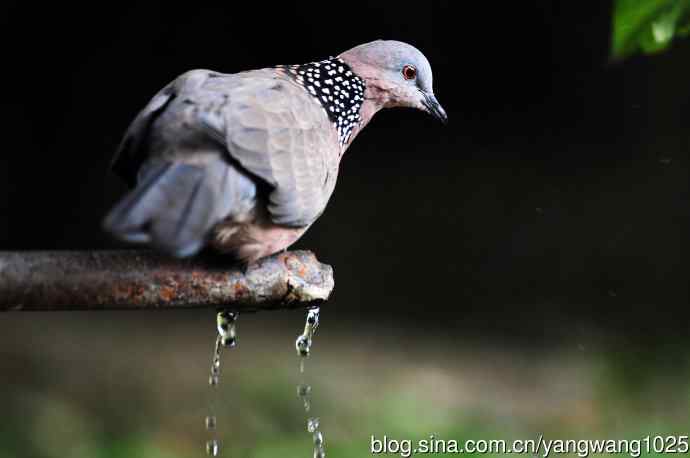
[1,312,690,458]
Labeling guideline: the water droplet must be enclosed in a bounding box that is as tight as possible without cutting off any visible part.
[307,308,320,328]
[217,310,238,348]
[216,310,237,331]
[313,430,324,447]
[307,417,320,433]
[297,383,312,411]
[210,334,223,378]
[299,356,306,374]
[221,335,237,348]
[206,439,220,456]
[209,335,223,386]
[297,384,312,397]
[296,334,311,357]
[205,416,217,430]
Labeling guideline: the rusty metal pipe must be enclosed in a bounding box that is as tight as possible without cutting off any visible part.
[0,250,333,311]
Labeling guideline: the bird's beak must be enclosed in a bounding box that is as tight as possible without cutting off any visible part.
[422,93,448,124]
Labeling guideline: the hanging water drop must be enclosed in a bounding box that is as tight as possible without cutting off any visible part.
[209,334,222,384]
[297,383,312,411]
[296,334,311,357]
[313,430,324,447]
[313,430,326,458]
[295,307,320,357]
[306,307,320,328]
[307,417,320,433]
[297,384,312,397]
[206,439,220,456]
[205,415,217,431]
[217,310,238,348]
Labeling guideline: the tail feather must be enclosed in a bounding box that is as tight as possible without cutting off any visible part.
[104,159,233,257]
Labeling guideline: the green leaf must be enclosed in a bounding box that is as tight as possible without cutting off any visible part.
[612,0,690,59]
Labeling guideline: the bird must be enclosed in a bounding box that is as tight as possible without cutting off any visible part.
[104,40,447,263]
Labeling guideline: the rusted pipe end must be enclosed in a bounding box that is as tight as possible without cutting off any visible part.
[0,250,334,311]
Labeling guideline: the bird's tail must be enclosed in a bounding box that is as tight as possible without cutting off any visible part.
[103,157,255,258]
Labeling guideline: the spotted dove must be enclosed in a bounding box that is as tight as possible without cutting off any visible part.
[104,40,447,263]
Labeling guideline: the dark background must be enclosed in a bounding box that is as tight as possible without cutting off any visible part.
[0,1,688,341]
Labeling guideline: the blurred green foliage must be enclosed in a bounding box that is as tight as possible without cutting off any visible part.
[3,314,690,458]
[613,0,690,59]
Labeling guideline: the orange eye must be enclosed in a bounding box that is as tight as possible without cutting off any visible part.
[402,65,417,80]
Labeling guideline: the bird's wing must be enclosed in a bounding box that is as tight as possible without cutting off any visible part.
[111,69,229,186]
[112,69,340,228]
[197,69,341,227]
[111,81,178,187]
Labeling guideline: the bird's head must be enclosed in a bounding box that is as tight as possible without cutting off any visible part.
[339,40,447,124]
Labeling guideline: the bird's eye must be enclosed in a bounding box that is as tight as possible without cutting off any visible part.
[402,65,417,80]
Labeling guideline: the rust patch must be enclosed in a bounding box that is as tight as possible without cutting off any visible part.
[234,281,248,297]
[113,283,145,302]
[283,253,306,277]
[159,286,176,302]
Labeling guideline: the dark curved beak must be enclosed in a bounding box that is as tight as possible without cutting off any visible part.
[422,93,448,124]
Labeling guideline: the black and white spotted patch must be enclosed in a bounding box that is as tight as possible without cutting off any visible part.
[282,57,365,146]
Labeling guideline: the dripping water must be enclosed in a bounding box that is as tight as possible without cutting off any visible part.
[205,310,238,456]
[296,307,325,458]
[206,439,220,457]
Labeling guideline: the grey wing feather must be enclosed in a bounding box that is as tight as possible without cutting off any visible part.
[104,155,257,257]
[197,70,340,227]
[111,84,175,186]
[111,70,215,186]
[112,68,339,230]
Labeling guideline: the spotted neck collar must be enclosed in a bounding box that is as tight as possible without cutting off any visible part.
[282,57,366,147]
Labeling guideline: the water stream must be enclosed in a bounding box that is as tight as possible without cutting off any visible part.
[205,311,238,456]
[296,307,325,458]
[203,307,324,457]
